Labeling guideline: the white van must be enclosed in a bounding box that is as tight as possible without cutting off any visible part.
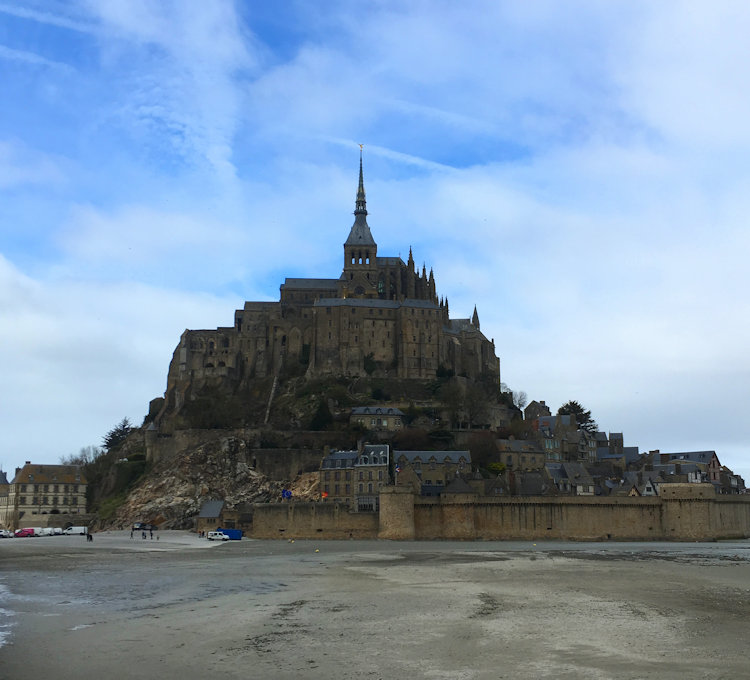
[63,526,88,535]
[207,531,229,541]
[40,528,55,536]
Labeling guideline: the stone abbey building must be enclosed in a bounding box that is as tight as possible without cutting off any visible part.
[162,154,499,415]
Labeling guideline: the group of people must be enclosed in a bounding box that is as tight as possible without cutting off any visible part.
[130,527,156,540]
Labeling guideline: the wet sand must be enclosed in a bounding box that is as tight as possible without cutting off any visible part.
[2,532,750,679]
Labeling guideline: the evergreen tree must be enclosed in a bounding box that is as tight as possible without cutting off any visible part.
[102,417,133,450]
[557,401,598,434]
[309,399,333,431]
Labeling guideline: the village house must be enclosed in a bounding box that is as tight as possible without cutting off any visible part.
[320,444,390,510]
[0,463,87,530]
[394,450,471,493]
[350,406,405,432]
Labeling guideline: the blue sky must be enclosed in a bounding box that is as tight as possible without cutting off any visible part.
[1,1,749,483]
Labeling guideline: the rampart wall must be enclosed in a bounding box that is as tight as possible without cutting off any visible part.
[252,502,378,539]
[251,485,750,541]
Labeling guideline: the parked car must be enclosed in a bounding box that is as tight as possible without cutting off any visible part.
[0,529,13,538]
[14,528,34,537]
[206,531,230,541]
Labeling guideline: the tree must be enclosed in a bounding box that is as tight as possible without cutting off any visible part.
[102,418,133,450]
[60,445,103,466]
[464,383,490,427]
[557,400,598,434]
[309,398,333,431]
[438,381,463,428]
[512,391,528,409]
[466,431,498,470]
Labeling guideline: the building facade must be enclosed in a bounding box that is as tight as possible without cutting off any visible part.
[0,463,87,529]
[320,444,390,510]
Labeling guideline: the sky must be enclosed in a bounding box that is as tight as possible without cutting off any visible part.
[1,0,749,483]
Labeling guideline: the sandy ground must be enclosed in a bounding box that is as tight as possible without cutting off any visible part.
[2,532,750,679]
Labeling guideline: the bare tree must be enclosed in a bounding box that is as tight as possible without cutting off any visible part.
[513,391,528,409]
[60,445,103,466]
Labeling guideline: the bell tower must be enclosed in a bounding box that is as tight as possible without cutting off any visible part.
[342,149,378,297]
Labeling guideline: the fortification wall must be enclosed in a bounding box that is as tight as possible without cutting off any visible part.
[251,486,750,541]
[252,502,378,539]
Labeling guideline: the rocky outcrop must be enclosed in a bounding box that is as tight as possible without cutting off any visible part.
[102,435,317,530]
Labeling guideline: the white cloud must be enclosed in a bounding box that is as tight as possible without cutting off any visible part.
[2,1,750,486]
[0,254,240,475]
[0,140,67,189]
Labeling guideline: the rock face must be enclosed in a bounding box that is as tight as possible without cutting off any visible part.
[104,436,317,530]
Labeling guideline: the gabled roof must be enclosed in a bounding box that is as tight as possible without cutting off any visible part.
[443,477,476,494]
[198,500,225,518]
[562,462,594,485]
[0,470,9,485]
[395,450,471,464]
[351,406,405,416]
[518,471,546,495]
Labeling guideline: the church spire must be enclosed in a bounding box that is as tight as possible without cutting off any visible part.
[472,305,480,330]
[345,147,376,248]
[355,148,367,217]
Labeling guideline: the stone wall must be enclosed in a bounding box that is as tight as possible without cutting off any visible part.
[250,485,750,541]
[252,502,378,539]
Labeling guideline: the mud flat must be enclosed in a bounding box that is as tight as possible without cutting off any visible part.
[2,533,750,679]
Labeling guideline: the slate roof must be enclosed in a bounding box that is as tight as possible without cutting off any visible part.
[351,406,405,416]
[345,215,376,246]
[315,297,439,310]
[363,444,389,457]
[376,256,406,266]
[0,470,9,485]
[622,446,640,464]
[662,451,718,464]
[280,278,339,290]
[518,471,546,495]
[394,450,471,465]
[198,500,225,518]
[12,463,86,485]
[321,450,359,469]
[443,477,476,494]
[447,319,474,332]
[562,462,594,486]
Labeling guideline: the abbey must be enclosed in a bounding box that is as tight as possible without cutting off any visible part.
[163,155,499,412]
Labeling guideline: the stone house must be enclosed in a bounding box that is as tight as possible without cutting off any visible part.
[497,439,545,471]
[524,400,551,422]
[394,450,471,490]
[545,462,595,495]
[350,406,404,432]
[0,463,87,529]
[320,444,390,510]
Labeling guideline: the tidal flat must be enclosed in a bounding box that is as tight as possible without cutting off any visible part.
[2,532,750,679]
